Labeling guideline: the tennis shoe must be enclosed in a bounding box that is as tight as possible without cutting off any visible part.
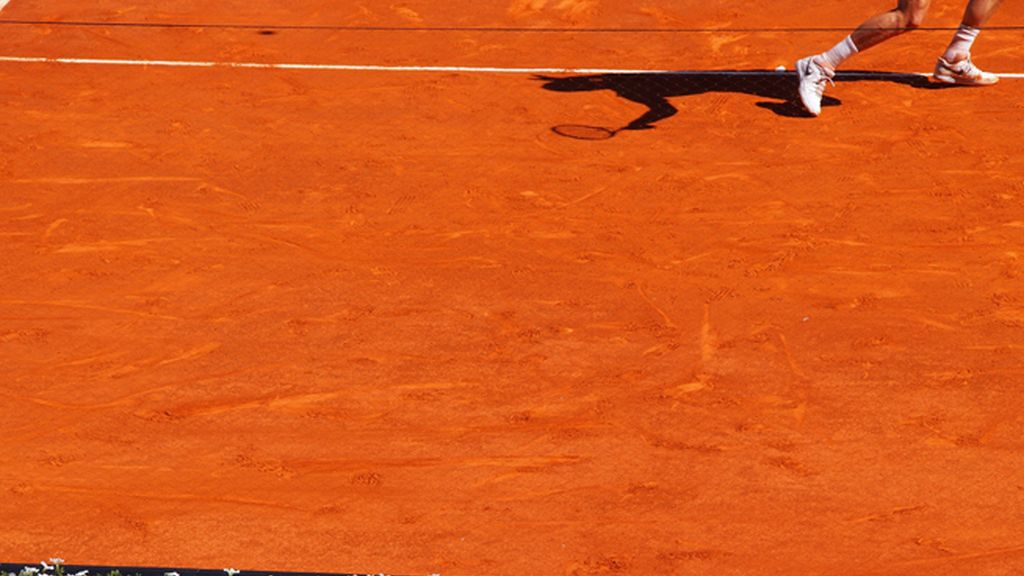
[796,56,835,116]
[933,56,999,86]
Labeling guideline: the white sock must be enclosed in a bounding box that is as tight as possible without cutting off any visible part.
[943,25,980,61]
[818,36,859,70]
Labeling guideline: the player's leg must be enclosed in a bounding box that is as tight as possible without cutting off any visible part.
[849,0,932,53]
[934,0,1002,84]
[796,0,930,115]
[961,0,1002,28]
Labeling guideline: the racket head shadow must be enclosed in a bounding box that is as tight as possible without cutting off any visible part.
[551,124,618,140]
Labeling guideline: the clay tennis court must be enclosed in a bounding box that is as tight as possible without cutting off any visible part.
[2,1,1024,575]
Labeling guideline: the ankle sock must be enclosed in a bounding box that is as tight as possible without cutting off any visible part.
[943,25,980,61]
[819,36,859,70]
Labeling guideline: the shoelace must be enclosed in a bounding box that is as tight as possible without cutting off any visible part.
[812,64,835,93]
[943,56,983,79]
[953,57,982,78]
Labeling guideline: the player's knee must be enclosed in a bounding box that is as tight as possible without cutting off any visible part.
[904,11,926,29]
[900,1,929,29]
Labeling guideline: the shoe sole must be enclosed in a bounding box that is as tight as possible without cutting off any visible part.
[931,73,999,86]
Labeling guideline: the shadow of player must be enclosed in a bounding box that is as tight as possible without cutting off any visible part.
[537,70,951,135]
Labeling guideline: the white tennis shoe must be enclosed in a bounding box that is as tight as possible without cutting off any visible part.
[796,56,835,116]
[933,56,999,86]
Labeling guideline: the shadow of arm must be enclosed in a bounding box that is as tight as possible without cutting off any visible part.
[619,92,678,130]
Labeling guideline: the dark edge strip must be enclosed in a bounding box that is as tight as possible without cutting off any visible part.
[0,564,415,576]
[0,19,1023,32]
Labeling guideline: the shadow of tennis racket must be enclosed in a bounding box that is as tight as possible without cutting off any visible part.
[551,124,638,140]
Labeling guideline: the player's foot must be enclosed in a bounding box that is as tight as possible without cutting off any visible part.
[933,56,999,86]
[796,56,835,116]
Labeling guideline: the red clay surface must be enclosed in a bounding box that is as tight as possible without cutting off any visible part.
[2,2,1024,576]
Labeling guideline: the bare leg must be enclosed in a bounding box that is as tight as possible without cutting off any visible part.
[850,0,932,54]
[961,0,1002,28]
[941,0,1002,61]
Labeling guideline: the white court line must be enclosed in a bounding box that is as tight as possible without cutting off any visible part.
[0,55,1023,78]
[0,0,11,12]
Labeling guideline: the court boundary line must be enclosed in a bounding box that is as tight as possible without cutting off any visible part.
[0,1,12,14]
[2,55,1024,78]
